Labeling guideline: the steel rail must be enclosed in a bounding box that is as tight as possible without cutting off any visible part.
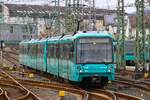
[0,81,39,100]
[3,51,19,56]
[3,53,19,65]
[3,52,19,62]
[0,78,117,100]
[14,79,144,100]
[114,80,150,92]
[0,88,11,100]
[0,82,32,100]
[115,76,150,92]
[116,76,150,87]
[4,91,11,100]
[92,89,142,100]
[0,78,143,100]
[0,69,42,100]
[90,89,116,100]
[114,92,142,100]
[1,47,144,100]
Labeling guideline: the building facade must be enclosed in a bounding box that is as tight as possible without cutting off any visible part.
[0,3,116,42]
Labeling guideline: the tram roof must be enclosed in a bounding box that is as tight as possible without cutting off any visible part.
[60,31,113,40]
[20,31,113,44]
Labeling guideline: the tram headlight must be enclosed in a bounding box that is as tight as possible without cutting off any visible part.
[79,70,83,73]
[77,66,82,73]
[108,66,113,72]
[114,64,116,69]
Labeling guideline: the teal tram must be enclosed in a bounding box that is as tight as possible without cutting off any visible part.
[125,40,136,65]
[125,40,149,65]
[19,31,115,87]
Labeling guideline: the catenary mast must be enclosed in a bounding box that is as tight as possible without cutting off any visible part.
[116,0,125,71]
[135,0,145,73]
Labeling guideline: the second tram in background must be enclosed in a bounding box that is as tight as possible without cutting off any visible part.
[125,40,149,66]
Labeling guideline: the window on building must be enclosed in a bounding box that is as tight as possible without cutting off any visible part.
[10,26,14,33]
[22,26,26,33]
[25,25,28,33]
[0,5,3,13]
[30,26,33,34]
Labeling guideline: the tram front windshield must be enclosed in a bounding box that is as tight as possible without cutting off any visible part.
[77,38,113,64]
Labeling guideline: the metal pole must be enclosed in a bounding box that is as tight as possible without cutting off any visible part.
[0,41,3,67]
[135,0,145,73]
[92,0,96,31]
[149,2,150,78]
[148,28,150,77]
[116,0,125,71]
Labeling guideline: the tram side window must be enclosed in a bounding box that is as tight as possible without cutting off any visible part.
[38,44,41,57]
[27,45,29,55]
[24,45,26,55]
[20,45,22,54]
[67,43,74,61]
[31,44,36,57]
[37,45,39,57]
[48,44,53,58]
[48,44,51,58]
[54,44,59,58]
[35,45,37,56]
[62,44,67,60]
[40,45,43,57]
[29,45,32,57]
[27,44,30,56]
[31,45,33,57]
[26,45,28,55]
[30,45,33,57]
[62,44,71,60]
[66,44,70,60]
[40,45,42,57]
[60,44,62,59]
[51,44,54,58]
[69,43,74,61]
[25,45,27,55]
[22,45,23,54]
[33,44,37,57]
[53,44,55,58]
[38,44,44,57]
[60,43,73,60]
[56,44,59,58]
[48,44,53,59]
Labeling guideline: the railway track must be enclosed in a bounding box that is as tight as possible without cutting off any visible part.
[0,69,41,100]
[2,50,19,66]
[0,78,143,100]
[1,47,144,100]
[4,50,19,56]
[0,77,113,100]
[115,76,150,92]
[0,87,10,100]
[92,89,142,100]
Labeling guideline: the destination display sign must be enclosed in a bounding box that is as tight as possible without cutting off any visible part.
[79,38,110,44]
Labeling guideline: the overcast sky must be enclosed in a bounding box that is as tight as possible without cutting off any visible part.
[2,0,142,13]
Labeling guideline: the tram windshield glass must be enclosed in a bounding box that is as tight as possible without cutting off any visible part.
[77,38,113,63]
